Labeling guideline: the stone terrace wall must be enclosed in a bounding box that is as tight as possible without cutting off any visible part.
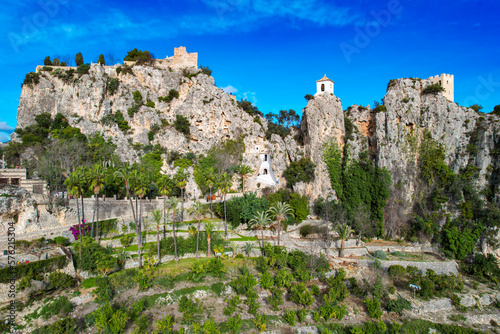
[356,259,459,275]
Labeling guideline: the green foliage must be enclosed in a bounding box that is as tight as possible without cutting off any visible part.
[216,192,268,228]
[77,63,90,75]
[124,48,153,64]
[284,157,316,188]
[373,250,387,260]
[23,72,40,87]
[422,83,445,95]
[75,242,112,274]
[107,77,120,95]
[230,273,257,295]
[44,56,52,65]
[409,270,464,299]
[284,309,296,325]
[158,89,180,103]
[31,317,78,334]
[116,65,134,76]
[268,286,284,311]
[94,277,115,304]
[174,114,191,136]
[274,268,294,288]
[98,54,105,65]
[290,282,314,306]
[75,52,83,66]
[54,236,68,245]
[252,314,267,333]
[464,253,500,280]
[440,219,483,260]
[178,295,203,324]
[265,109,300,140]
[297,308,307,323]
[0,255,66,283]
[94,302,130,334]
[364,298,382,319]
[388,265,406,278]
[225,314,242,333]
[49,271,73,289]
[154,315,175,334]
[237,99,262,117]
[259,270,273,289]
[304,94,314,100]
[223,295,242,316]
[200,65,212,76]
[385,296,411,315]
[133,270,153,290]
[128,90,144,117]
[33,296,73,320]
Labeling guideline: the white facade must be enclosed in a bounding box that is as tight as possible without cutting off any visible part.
[256,152,278,186]
[315,74,334,96]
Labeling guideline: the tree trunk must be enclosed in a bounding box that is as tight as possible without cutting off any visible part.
[157,225,161,264]
[339,239,345,258]
[126,187,140,269]
[242,176,245,193]
[277,218,281,246]
[173,212,178,261]
[196,216,200,259]
[224,193,227,239]
[138,197,143,267]
[95,194,100,244]
[163,196,166,239]
[261,229,265,251]
[181,190,185,220]
[76,195,82,263]
[209,187,213,220]
[207,234,211,258]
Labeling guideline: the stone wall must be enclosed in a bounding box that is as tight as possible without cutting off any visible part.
[356,259,459,275]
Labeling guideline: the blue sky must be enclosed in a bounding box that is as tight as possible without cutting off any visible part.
[1,0,499,142]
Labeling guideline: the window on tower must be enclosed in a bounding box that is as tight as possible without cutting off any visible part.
[321,84,325,92]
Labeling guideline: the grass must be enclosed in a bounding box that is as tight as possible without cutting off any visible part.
[228,236,258,241]
[81,276,100,289]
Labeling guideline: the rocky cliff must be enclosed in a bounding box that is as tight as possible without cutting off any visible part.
[15,62,500,240]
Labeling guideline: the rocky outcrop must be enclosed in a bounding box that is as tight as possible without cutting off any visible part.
[300,94,345,199]
[0,185,39,234]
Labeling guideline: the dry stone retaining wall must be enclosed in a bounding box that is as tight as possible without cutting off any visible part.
[356,259,459,275]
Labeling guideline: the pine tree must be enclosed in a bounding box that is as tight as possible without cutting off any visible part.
[75,52,84,66]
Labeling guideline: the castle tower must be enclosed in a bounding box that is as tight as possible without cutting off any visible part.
[256,150,278,186]
[428,73,454,102]
[315,74,334,96]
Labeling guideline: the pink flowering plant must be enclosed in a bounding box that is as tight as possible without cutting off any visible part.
[69,223,91,240]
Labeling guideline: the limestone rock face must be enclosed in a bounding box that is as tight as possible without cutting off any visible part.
[301,94,345,200]
[17,64,290,193]
[0,185,39,234]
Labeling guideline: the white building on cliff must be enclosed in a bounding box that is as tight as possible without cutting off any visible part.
[315,74,334,96]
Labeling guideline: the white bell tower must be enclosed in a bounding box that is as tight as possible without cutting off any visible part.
[315,74,334,96]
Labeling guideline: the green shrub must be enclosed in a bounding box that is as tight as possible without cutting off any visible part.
[364,298,382,319]
[388,265,406,278]
[154,315,174,333]
[94,302,130,334]
[23,72,40,87]
[268,287,284,311]
[174,114,191,136]
[54,236,68,245]
[34,296,73,320]
[158,89,179,103]
[216,193,268,229]
[274,269,294,288]
[0,255,66,283]
[31,317,78,334]
[423,83,445,95]
[146,100,155,108]
[77,63,90,75]
[230,273,257,295]
[259,270,273,289]
[107,77,120,95]
[297,308,307,323]
[120,234,134,247]
[49,271,73,289]
[386,296,412,315]
[226,314,242,333]
[223,295,241,316]
[373,250,387,260]
[284,309,296,325]
[178,295,203,324]
[93,277,114,304]
[290,282,314,306]
[283,157,316,188]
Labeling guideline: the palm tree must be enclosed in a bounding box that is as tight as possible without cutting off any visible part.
[88,164,105,243]
[237,164,253,193]
[150,209,163,264]
[335,223,354,258]
[203,221,216,258]
[248,211,272,250]
[242,242,254,257]
[267,202,294,246]
[218,172,233,239]
[133,172,150,237]
[175,168,189,223]
[156,174,172,239]
[64,170,84,261]
[167,197,181,261]
[187,201,209,259]
[114,165,142,269]
[205,168,217,220]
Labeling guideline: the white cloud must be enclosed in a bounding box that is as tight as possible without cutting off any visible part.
[242,92,257,105]
[222,85,238,94]
[0,122,14,132]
